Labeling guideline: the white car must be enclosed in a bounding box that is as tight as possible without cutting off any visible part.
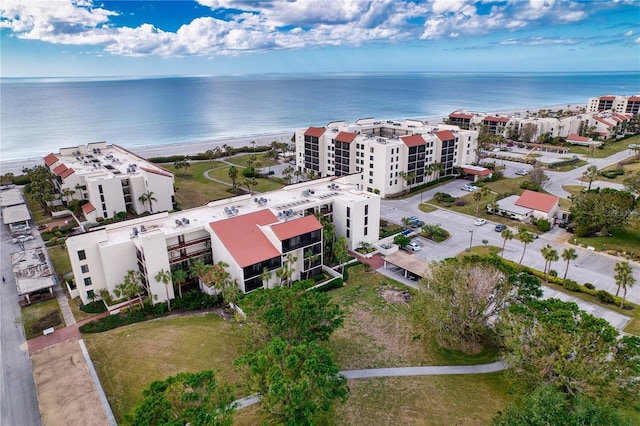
[515,169,530,176]
[12,235,34,244]
[461,184,479,192]
[406,241,421,252]
[474,218,487,226]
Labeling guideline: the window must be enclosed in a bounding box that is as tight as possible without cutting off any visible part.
[81,265,89,273]
[365,205,368,215]
[364,227,368,236]
[346,207,351,217]
[78,250,86,261]
[84,277,92,286]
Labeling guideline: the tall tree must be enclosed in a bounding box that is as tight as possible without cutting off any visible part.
[172,268,188,298]
[473,186,490,215]
[260,267,272,289]
[517,228,535,264]
[154,269,173,311]
[333,235,349,277]
[614,261,636,308]
[501,228,514,255]
[561,248,578,280]
[529,161,549,189]
[540,244,558,282]
[138,190,157,213]
[569,188,636,236]
[623,171,640,194]
[227,166,238,191]
[414,260,523,352]
[205,149,215,165]
[498,298,640,404]
[130,370,236,426]
[583,165,598,191]
[114,270,145,310]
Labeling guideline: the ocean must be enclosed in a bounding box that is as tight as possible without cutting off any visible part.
[1,72,639,163]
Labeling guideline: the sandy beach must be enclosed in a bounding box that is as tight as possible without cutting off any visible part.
[0,104,584,176]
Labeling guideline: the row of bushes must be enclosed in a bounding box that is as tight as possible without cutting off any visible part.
[79,291,223,333]
[547,155,581,169]
[148,146,271,164]
[599,169,625,179]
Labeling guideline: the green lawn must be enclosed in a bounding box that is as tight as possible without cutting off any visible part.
[84,266,512,425]
[568,134,640,158]
[47,246,72,280]
[21,299,64,339]
[595,159,640,184]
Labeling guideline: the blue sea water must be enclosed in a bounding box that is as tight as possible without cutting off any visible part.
[1,72,639,162]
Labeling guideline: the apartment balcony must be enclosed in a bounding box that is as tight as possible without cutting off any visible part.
[167,236,210,251]
[168,247,211,264]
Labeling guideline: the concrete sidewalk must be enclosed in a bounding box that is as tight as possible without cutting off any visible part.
[341,361,506,379]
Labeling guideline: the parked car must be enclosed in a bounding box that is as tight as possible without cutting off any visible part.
[515,169,530,176]
[461,184,479,192]
[517,144,526,148]
[474,218,487,226]
[12,235,34,244]
[495,224,507,232]
[405,241,421,252]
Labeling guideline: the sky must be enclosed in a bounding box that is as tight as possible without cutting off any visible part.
[1,0,639,77]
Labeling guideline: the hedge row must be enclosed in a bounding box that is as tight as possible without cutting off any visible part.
[148,146,271,164]
[599,169,625,179]
[547,156,581,169]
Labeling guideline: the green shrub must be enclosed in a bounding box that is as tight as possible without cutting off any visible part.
[242,167,256,177]
[548,269,557,277]
[80,301,107,314]
[563,279,580,291]
[520,181,541,192]
[599,169,624,179]
[434,192,455,203]
[536,219,551,232]
[80,310,147,333]
[584,282,595,290]
[171,290,222,311]
[31,311,62,335]
[596,290,615,305]
[311,277,344,292]
[548,156,580,169]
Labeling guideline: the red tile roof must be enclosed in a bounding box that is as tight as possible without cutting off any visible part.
[305,127,326,138]
[82,202,96,214]
[52,164,68,176]
[629,96,640,102]
[483,116,510,123]
[209,210,281,268]
[140,166,173,178]
[593,116,614,127]
[44,153,59,167]
[271,215,322,241]
[60,168,75,179]
[335,131,357,143]
[515,190,558,213]
[566,134,590,142]
[435,130,456,141]
[462,166,492,176]
[449,113,473,119]
[600,96,615,101]
[400,135,426,148]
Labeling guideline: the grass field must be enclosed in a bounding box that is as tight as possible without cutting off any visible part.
[595,159,640,184]
[84,266,511,425]
[47,246,72,280]
[21,299,63,339]
[568,134,640,158]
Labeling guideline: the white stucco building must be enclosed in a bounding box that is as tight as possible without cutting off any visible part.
[43,142,175,222]
[295,118,478,197]
[66,175,380,305]
[587,95,640,114]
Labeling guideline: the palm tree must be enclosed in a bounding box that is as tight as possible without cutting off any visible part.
[540,244,559,282]
[228,166,238,191]
[473,186,490,215]
[154,269,172,311]
[500,228,514,255]
[172,268,188,298]
[205,149,215,165]
[584,165,598,190]
[614,261,636,308]
[561,248,578,280]
[260,267,272,289]
[517,228,535,264]
[138,191,157,213]
[399,171,416,195]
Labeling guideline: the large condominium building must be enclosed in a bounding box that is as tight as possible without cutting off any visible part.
[66,175,379,305]
[587,95,640,114]
[295,118,478,198]
[43,142,175,222]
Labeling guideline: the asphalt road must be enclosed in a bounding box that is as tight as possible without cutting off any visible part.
[380,178,640,306]
[0,225,41,426]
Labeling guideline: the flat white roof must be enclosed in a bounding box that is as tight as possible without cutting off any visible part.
[0,188,25,207]
[497,195,533,216]
[2,204,31,225]
[92,176,375,247]
[11,248,56,295]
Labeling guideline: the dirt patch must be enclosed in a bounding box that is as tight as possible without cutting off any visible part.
[380,289,410,305]
[31,339,109,426]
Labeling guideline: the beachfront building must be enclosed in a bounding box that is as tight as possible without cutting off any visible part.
[43,142,175,222]
[294,118,478,197]
[66,175,380,305]
[587,95,640,114]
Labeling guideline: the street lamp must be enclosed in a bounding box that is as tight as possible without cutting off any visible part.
[468,229,474,251]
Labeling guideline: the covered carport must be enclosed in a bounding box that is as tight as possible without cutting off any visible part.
[2,204,31,230]
[382,251,430,281]
[11,248,56,304]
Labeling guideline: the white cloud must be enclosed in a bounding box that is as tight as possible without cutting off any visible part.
[499,36,579,46]
[0,0,620,57]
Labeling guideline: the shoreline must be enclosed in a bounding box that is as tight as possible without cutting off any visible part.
[0,104,585,176]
